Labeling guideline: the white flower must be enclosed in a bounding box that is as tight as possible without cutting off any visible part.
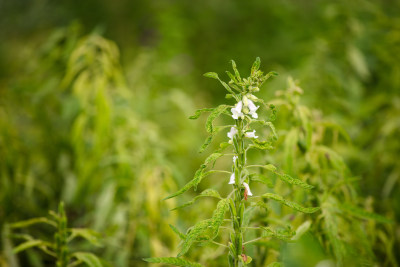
[227,126,238,140]
[245,130,258,139]
[231,101,244,120]
[247,100,259,119]
[229,173,236,184]
[243,182,253,196]
[233,156,238,164]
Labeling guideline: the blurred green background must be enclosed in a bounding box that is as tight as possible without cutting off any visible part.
[0,0,399,266]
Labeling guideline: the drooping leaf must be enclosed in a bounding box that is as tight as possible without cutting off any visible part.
[261,226,295,241]
[255,165,313,190]
[262,71,278,82]
[189,108,215,120]
[72,252,103,267]
[199,125,230,153]
[164,166,206,200]
[275,173,314,190]
[203,153,223,167]
[68,228,102,246]
[249,139,274,150]
[12,240,44,254]
[144,257,203,267]
[262,193,319,213]
[209,198,229,237]
[178,198,228,256]
[171,189,221,211]
[199,135,213,153]
[205,105,230,133]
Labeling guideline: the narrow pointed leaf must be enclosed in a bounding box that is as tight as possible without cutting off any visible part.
[72,252,103,267]
[251,57,261,75]
[10,217,57,229]
[13,240,44,254]
[164,166,206,200]
[206,105,229,133]
[178,198,228,256]
[262,193,319,213]
[169,224,187,240]
[189,108,215,120]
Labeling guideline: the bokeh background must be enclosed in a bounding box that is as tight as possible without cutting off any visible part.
[0,0,399,266]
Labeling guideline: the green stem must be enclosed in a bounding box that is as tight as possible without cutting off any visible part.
[229,119,246,267]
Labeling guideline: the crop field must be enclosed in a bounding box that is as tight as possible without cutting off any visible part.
[0,1,399,267]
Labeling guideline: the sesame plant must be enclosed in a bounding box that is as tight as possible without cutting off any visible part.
[144,58,319,266]
[270,78,395,266]
[7,202,103,267]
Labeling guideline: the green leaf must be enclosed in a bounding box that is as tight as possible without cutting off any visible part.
[230,60,241,81]
[169,224,187,240]
[226,71,238,84]
[189,108,215,120]
[275,173,314,190]
[292,220,311,240]
[340,204,393,224]
[72,252,103,267]
[199,125,230,153]
[199,135,213,153]
[262,193,319,213]
[13,240,44,254]
[209,198,229,236]
[10,217,57,229]
[143,257,203,267]
[269,104,277,121]
[205,105,230,133]
[178,198,228,256]
[251,57,261,75]
[203,72,219,80]
[261,227,295,241]
[203,153,223,167]
[68,228,102,246]
[263,71,278,82]
[171,189,221,211]
[255,165,313,190]
[164,166,206,200]
[249,139,274,150]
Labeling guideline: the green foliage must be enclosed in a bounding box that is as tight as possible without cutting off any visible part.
[178,198,229,257]
[9,202,103,267]
[1,2,399,265]
[262,193,319,214]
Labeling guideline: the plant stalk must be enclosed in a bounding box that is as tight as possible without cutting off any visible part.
[229,119,245,267]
